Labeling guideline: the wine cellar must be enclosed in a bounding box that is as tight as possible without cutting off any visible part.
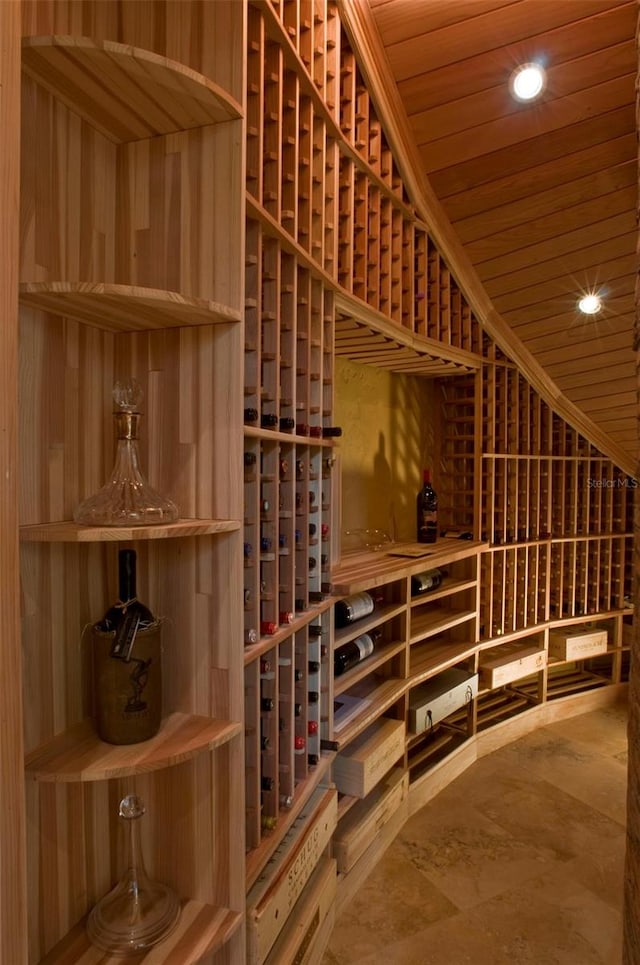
[0,1,635,963]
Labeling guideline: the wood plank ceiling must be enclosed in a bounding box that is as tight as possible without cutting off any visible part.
[366,0,637,474]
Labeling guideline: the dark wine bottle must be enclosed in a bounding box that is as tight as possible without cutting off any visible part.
[96,549,154,657]
[334,590,380,629]
[417,467,438,544]
[334,629,381,677]
[411,568,444,596]
[261,413,278,429]
[92,549,161,745]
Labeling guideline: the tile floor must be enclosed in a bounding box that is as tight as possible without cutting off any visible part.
[322,701,628,965]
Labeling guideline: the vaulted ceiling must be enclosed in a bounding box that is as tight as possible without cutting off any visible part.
[360,0,637,475]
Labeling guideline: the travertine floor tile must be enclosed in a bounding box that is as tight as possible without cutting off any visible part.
[322,704,628,965]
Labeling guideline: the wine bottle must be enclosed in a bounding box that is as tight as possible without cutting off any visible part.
[334,590,380,629]
[334,629,381,677]
[417,467,438,544]
[92,549,161,745]
[411,568,444,596]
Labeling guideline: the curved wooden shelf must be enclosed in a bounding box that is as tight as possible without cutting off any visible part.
[25,713,242,782]
[20,517,241,542]
[22,35,243,144]
[39,900,243,964]
[19,282,242,331]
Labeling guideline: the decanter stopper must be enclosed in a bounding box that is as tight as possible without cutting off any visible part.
[86,794,180,954]
[74,378,179,526]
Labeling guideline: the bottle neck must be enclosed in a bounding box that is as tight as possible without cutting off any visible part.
[118,550,137,604]
[114,411,140,441]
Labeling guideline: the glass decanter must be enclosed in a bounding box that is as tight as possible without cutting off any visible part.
[87,794,181,954]
[74,379,179,526]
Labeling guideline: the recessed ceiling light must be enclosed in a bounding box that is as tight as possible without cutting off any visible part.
[578,293,602,315]
[509,63,546,102]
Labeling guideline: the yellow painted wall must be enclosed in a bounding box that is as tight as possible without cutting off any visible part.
[334,358,436,549]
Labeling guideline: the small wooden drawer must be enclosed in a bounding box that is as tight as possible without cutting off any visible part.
[332,717,405,798]
[479,643,546,688]
[549,627,608,661]
[409,668,478,735]
[333,767,408,873]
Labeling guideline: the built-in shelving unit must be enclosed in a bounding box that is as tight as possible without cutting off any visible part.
[1,2,632,963]
[18,4,246,963]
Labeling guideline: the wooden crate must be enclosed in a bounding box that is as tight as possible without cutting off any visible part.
[247,787,337,965]
[479,643,545,688]
[332,717,405,798]
[408,668,478,735]
[548,627,608,661]
[263,857,336,965]
[333,767,408,873]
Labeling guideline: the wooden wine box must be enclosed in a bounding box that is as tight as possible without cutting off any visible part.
[263,857,337,965]
[548,627,608,661]
[479,643,546,688]
[408,668,478,735]
[332,767,409,873]
[332,717,405,798]
[246,787,337,965]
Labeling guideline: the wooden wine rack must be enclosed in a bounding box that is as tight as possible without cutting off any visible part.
[241,3,632,958]
[0,2,633,963]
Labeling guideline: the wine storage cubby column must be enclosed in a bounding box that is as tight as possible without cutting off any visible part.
[243,11,342,954]
[19,4,247,962]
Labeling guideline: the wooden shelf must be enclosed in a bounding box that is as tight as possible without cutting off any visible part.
[22,35,243,144]
[331,539,486,594]
[333,601,405,648]
[19,282,242,331]
[20,518,241,542]
[332,677,406,749]
[409,606,476,644]
[25,713,242,782]
[333,638,406,697]
[39,900,243,964]
[410,576,477,607]
[409,638,477,683]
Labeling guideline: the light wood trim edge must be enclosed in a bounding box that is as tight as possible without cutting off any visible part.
[0,3,27,962]
[337,0,635,477]
[19,518,241,542]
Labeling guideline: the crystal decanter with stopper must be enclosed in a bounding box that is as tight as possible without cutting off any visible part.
[74,378,179,526]
[87,794,180,954]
